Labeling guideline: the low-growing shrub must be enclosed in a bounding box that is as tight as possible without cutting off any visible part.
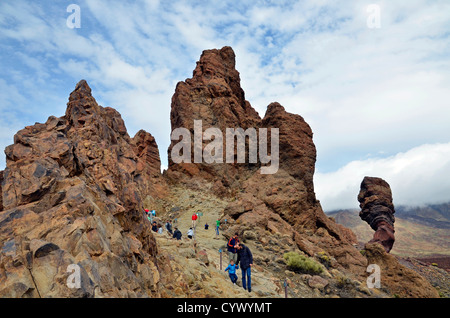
[283,252,323,275]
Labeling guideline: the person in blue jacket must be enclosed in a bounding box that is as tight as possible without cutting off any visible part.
[224,259,239,285]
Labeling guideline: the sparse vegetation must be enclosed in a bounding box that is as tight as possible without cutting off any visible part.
[283,252,323,275]
[317,251,331,268]
[336,274,352,289]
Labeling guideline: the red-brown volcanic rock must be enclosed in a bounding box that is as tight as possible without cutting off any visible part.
[358,176,396,253]
[0,80,163,297]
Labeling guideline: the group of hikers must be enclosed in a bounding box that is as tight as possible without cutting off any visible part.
[192,213,221,237]
[144,209,191,240]
[145,210,223,241]
[144,209,254,293]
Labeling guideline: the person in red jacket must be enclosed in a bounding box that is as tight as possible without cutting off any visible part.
[227,233,240,263]
[192,213,198,228]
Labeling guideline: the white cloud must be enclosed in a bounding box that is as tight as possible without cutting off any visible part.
[232,0,450,176]
[314,143,450,211]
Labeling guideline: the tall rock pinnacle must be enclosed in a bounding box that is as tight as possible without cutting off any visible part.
[358,176,396,253]
[167,46,262,189]
[170,46,261,132]
[262,102,317,201]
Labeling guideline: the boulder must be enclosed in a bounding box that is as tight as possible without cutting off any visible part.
[308,275,329,290]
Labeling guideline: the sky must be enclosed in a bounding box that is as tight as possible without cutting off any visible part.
[0,0,449,211]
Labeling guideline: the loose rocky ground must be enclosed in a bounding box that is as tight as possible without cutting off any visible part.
[148,185,284,298]
[417,256,450,271]
[399,257,450,298]
[146,185,394,298]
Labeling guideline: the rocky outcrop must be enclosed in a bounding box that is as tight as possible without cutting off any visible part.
[133,130,161,178]
[358,176,395,253]
[364,243,439,298]
[262,102,316,193]
[169,46,261,135]
[166,46,262,191]
[0,80,163,297]
[167,46,368,276]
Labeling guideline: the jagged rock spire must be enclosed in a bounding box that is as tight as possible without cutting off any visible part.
[0,78,164,297]
[65,79,100,128]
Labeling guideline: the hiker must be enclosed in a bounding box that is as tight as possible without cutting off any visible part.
[157,224,163,234]
[165,220,173,235]
[187,227,194,239]
[215,219,220,237]
[151,210,156,217]
[144,209,152,222]
[236,243,253,293]
[151,221,158,232]
[173,227,182,240]
[227,233,240,263]
[204,222,209,230]
[192,213,198,228]
[224,259,239,285]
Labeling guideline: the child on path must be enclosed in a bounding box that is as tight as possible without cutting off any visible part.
[224,260,239,285]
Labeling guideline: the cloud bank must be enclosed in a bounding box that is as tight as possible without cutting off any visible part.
[315,143,450,211]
